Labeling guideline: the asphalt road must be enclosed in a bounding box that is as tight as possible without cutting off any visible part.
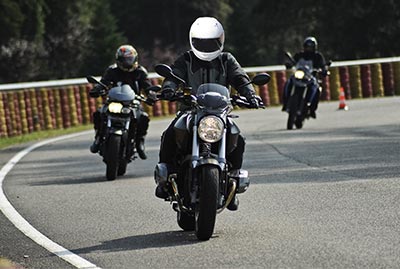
[1,97,400,269]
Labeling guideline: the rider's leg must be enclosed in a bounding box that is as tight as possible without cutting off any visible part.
[226,134,246,211]
[282,78,292,111]
[90,110,102,153]
[156,117,179,198]
[135,109,149,160]
[308,79,320,118]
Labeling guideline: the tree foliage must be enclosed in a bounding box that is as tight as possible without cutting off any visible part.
[1,0,400,83]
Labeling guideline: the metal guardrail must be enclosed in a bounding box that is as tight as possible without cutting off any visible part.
[1,56,400,91]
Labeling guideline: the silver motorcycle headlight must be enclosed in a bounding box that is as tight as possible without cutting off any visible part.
[198,116,224,143]
[294,70,305,79]
[108,102,123,113]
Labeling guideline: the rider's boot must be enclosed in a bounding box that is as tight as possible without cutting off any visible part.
[90,131,100,153]
[227,195,239,211]
[136,137,147,160]
[154,163,169,199]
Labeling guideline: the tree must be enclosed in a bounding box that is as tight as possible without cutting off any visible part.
[110,0,233,68]
[0,0,47,83]
[80,0,126,76]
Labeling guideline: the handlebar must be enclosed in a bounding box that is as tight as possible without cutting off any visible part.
[156,92,265,109]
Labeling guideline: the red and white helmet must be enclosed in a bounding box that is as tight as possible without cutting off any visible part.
[115,45,138,72]
[189,17,225,62]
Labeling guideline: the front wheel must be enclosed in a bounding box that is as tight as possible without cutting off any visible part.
[117,160,127,176]
[106,135,121,181]
[195,165,219,241]
[295,116,303,129]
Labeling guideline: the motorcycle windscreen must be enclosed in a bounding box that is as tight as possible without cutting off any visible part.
[108,84,135,102]
[295,58,313,73]
[196,83,230,109]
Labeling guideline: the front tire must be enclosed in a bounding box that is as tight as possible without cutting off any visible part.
[195,165,219,241]
[117,160,127,176]
[295,116,303,129]
[106,135,121,181]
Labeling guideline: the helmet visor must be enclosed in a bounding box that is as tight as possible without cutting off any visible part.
[304,41,316,52]
[118,56,136,70]
[192,38,223,53]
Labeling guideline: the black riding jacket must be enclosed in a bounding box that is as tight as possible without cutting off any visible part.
[163,51,255,99]
[100,64,152,95]
[293,51,327,71]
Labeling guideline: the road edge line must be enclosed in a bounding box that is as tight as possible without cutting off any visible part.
[0,131,102,269]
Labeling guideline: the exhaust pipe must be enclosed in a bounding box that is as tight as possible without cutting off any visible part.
[217,179,236,214]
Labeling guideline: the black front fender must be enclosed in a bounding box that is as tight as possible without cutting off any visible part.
[195,158,222,174]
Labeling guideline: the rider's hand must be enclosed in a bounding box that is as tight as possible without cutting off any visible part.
[161,87,175,100]
[89,85,106,98]
[247,95,263,109]
[321,69,329,77]
[146,91,157,105]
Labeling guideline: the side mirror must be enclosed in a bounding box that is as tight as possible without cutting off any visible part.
[252,73,271,85]
[86,76,100,84]
[86,75,108,89]
[285,51,297,66]
[154,64,173,78]
[154,64,186,85]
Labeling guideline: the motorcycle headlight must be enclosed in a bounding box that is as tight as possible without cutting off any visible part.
[108,102,123,113]
[294,70,305,79]
[198,116,224,143]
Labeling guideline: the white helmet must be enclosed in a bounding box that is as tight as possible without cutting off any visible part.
[189,17,225,62]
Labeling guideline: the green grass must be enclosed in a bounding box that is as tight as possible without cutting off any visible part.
[0,125,92,149]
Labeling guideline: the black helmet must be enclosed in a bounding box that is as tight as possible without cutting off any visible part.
[115,45,138,72]
[303,37,318,52]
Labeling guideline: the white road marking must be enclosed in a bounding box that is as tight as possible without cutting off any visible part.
[0,131,102,269]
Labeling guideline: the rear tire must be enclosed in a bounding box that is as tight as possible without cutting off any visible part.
[106,135,121,181]
[195,165,219,241]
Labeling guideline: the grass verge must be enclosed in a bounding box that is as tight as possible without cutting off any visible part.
[0,125,92,150]
[0,115,175,150]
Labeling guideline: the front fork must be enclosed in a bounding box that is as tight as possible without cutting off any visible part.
[106,117,132,160]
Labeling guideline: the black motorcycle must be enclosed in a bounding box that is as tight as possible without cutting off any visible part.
[87,76,159,181]
[153,65,270,240]
[284,52,330,130]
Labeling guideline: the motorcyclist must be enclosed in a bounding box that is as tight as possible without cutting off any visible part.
[89,45,153,160]
[282,37,328,118]
[155,17,263,211]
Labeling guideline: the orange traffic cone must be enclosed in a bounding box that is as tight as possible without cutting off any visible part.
[338,87,349,110]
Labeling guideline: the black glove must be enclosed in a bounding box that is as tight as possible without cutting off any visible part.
[161,87,175,100]
[89,84,106,98]
[321,69,329,77]
[247,95,264,109]
[146,91,157,105]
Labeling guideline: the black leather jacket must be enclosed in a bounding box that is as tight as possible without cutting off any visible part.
[163,51,255,99]
[292,51,327,71]
[100,64,152,95]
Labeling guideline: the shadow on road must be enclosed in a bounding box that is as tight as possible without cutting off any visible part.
[29,174,107,186]
[69,230,200,254]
